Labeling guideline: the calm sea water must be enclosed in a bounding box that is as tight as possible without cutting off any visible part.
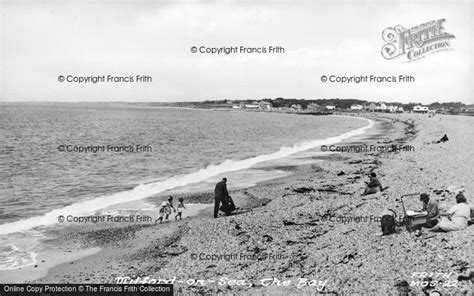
[0,102,371,269]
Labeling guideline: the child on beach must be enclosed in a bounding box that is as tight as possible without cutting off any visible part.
[156,201,168,224]
[156,197,176,224]
[175,197,186,220]
[165,196,176,222]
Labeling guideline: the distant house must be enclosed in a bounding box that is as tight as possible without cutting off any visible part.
[463,106,474,113]
[307,103,326,112]
[244,104,260,109]
[325,105,336,110]
[413,105,429,113]
[387,105,399,113]
[376,103,387,112]
[232,105,242,109]
[259,101,272,109]
[350,104,363,111]
[368,103,377,112]
[291,104,302,110]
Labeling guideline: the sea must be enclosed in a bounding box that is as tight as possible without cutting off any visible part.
[0,102,373,270]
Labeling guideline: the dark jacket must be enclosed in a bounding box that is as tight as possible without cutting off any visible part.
[367,177,382,190]
[214,180,229,199]
[422,198,440,221]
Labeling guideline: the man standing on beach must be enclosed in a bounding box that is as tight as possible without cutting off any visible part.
[214,178,230,218]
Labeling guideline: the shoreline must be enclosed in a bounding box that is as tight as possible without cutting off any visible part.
[0,113,380,282]
[1,113,472,295]
[1,113,386,282]
[0,112,371,235]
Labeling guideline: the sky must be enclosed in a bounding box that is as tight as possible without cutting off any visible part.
[0,0,473,104]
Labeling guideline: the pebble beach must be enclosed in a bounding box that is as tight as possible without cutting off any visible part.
[4,113,473,295]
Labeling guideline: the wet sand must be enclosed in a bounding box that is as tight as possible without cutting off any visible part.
[4,113,473,295]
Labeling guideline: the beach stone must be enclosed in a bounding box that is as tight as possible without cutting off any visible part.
[58,114,472,295]
[165,245,188,256]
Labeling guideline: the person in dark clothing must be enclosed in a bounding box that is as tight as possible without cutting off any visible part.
[436,134,449,143]
[214,178,230,218]
[419,193,440,228]
[362,172,384,196]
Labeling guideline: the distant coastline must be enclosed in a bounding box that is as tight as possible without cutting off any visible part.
[124,99,474,116]
[2,100,473,116]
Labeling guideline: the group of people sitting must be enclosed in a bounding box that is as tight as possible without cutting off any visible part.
[380,191,471,235]
[419,192,471,232]
[361,172,471,234]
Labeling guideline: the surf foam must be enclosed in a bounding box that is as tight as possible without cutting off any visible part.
[0,117,373,235]
[0,244,37,270]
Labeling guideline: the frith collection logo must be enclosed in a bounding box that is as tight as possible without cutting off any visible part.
[381,19,455,62]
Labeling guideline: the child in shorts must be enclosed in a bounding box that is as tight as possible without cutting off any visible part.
[165,196,176,222]
[175,197,186,220]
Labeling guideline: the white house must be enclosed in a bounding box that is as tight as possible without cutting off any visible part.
[326,105,336,110]
[244,104,260,109]
[291,104,302,110]
[258,101,272,109]
[387,105,399,113]
[376,103,387,111]
[413,105,429,113]
[350,104,363,111]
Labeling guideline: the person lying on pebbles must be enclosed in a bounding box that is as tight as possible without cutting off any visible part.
[428,193,471,232]
[435,134,449,143]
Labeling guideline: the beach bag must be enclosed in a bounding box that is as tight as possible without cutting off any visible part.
[227,196,236,212]
[381,209,397,235]
[219,196,236,215]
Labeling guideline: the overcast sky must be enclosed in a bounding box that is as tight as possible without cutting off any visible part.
[1,0,472,103]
